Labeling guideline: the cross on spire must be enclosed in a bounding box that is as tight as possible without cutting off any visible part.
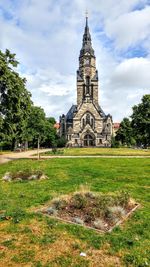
[85,10,88,18]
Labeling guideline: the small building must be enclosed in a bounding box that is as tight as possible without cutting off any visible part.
[59,16,113,147]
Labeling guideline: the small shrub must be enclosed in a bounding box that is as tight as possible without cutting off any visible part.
[46,207,57,216]
[84,191,96,199]
[12,168,32,180]
[71,193,87,209]
[95,195,114,217]
[51,198,67,210]
[84,213,94,223]
[116,191,130,208]
[104,208,119,224]
[73,217,84,225]
[109,206,126,218]
[93,219,107,231]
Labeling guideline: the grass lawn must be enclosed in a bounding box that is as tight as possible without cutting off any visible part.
[42,147,150,156]
[0,158,150,266]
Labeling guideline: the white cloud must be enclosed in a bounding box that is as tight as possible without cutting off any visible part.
[105,5,150,49]
[0,0,150,122]
[111,57,150,88]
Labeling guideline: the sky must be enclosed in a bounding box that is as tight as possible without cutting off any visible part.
[0,0,150,122]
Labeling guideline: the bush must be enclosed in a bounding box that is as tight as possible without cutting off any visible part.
[111,137,120,148]
[93,219,107,230]
[56,137,67,148]
[116,191,130,208]
[71,193,87,209]
[51,198,67,210]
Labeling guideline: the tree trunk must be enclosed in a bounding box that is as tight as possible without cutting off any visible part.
[37,137,40,160]
[11,138,16,151]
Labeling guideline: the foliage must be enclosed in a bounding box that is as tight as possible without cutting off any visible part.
[0,49,58,150]
[56,136,67,147]
[93,219,106,230]
[115,117,135,146]
[22,106,47,146]
[111,136,120,148]
[0,49,32,150]
[116,95,150,148]
[71,193,87,209]
[131,94,150,148]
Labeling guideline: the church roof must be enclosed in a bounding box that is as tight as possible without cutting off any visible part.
[66,105,77,120]
[96,104,106,117]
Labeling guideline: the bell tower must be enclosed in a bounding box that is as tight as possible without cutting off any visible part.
[77,14,99,106]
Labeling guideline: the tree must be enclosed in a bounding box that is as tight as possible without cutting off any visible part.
[0,49,32,150]
[23,106,47,157]
[115,118,135,146]
[131,95,150,147]
[42,117,57,148]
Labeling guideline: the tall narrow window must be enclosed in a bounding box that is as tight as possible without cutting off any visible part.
[86,113,90,124]
[83,118,85,127]
[86,76,90,94]
[91,84,93,98]
[83,84,86,98]
[91,118,94,128]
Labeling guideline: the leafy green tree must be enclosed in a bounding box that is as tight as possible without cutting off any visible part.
[41,117,57,148]
[115,118,135,146]
[131,95,150,147]
[23,106,47,155]
[0,49,32,150]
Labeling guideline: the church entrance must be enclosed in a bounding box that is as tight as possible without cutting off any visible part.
[83,134,95,146]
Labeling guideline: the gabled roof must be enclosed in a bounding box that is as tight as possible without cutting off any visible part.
[96,104,106,117]
[66,105,77,121]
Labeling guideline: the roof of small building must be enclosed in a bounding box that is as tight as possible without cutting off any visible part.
[54,123,60,129]
[113,123,120,128]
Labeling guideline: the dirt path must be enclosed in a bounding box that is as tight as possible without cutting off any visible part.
[34,155,150,159]
[0,150,150,164]
[0,149,51,164]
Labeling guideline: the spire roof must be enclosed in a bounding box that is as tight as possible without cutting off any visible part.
[80,15,95,58]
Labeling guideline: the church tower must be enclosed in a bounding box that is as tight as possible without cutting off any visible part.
[77,14,98,106]
[59,15,113,147]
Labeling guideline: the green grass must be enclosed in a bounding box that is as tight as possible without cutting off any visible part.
[0,158,150,266]
[42,147,150,156]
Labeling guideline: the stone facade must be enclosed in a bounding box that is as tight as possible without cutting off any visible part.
[59,16,113,147]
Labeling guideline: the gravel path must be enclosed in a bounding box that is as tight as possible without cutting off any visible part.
[0,149,51,164]
[0,150,150,164]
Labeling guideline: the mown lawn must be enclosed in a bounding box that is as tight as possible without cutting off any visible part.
[0,158,150,267]
[42,147,150,156]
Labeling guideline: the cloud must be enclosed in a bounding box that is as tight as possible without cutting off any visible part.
[105,5,150,49]
[111,57,150,88]
[0,0,150,122]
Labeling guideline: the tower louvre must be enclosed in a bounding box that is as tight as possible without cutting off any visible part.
[59,16,113,147]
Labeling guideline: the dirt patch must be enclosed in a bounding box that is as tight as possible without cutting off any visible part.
[38,190,139,233]
[2,170,47,182]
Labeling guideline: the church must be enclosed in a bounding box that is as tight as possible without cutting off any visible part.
[59,16,113,147]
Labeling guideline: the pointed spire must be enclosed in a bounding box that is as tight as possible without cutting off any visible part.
[80,13,95,58]
[83,11,91,45]
[85,10,88,27]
